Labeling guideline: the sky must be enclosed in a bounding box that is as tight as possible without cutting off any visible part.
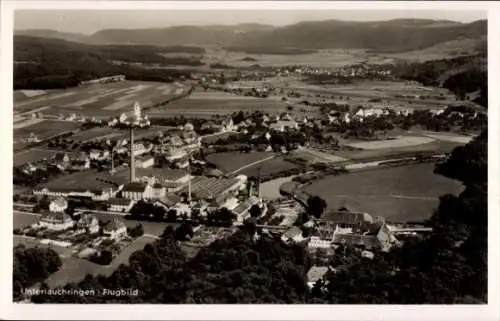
[14,9,486,35]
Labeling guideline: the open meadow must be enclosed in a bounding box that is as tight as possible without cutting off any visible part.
[148,88,295,117]
[205,151,275,174]
[238,157,300,178]
[14,149,59,166]
[14,120,80,142]
[302,163,464,222]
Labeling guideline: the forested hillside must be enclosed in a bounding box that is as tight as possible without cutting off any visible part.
[14,36,199,89]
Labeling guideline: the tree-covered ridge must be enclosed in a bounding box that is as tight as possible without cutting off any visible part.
[14,36,198,90]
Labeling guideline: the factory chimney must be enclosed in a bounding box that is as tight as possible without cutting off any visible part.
[130,127,135,182]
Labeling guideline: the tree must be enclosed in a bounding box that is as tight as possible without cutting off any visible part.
[249,204,262,218]
[307,196,327,219]
[166,209,178,222]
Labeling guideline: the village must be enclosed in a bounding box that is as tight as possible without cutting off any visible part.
[13,99,446,287]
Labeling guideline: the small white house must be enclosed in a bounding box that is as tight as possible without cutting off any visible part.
[103,219,127,240]
[49,197,68,213]
[76,214,100,234]
[38,212,74,231]
[135,156,155,168]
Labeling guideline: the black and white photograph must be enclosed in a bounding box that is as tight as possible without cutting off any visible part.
[0,1,498,320]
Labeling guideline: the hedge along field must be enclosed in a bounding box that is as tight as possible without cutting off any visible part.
[302,163,464,222]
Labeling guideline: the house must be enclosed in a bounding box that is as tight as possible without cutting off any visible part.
[153,193,182,210]
[281,226,305,244]
[269,120,298,132]
[38,212,74,231]
[121,182,147,200]
[49,197,68,213]
[70,154,90,171]
[308,236,333,249]
[135,156,155,168]
[22,132,40,143]
[52,152,70,167]
[108,197,135,212]
[331,222,396,252]
[21,163,37,175]
[318,211,374,229]
[102,219,127,240]
[146,183,166,200]
[89,149,110,161]
[76,214,100,234]
[306,266,330,288]
[132,143,149,156]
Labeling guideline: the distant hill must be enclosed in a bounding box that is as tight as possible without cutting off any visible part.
[16,19,486,52]
[15,29,88,43]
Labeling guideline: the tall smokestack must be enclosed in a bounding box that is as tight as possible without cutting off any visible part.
[130,127,135,182]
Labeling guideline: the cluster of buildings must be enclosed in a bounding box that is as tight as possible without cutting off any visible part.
[32,196,128,241]
[79,75,126,86]
[281,210,398,253]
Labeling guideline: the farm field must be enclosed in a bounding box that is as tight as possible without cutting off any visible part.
[203,48,382,68]
[291,148,347,163]
[205,151,275,174]
[14,211,42,229]
[283,79,460,110]
[344,136,435,150]
[335,137,463,162]
[302,163,464,222]
[14,120,81,142]
[148,87,303,117]
[13,80,188,117]
[70,126,163,143]
[14,148,58,166]
[238,157,300,178]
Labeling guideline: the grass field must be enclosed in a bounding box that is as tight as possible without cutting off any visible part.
[13,80,188,117]
[344,136,436,150]
[205,151,275,174]
[302,163,464,222]
[238,157,299,178]
[14,120,80,142]
[13,212,41,229]
[335,137,463,162]
[291,148,348,163]
[14,148,58,166]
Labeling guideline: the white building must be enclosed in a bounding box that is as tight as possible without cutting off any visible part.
[103,219,127,240]
[135,156,155,168]
[49,197,68,213]
[107,198,135,212]
[308,236,333,249]
[76,214,100,234]
[121,182,147,200]
[37,212,74,231]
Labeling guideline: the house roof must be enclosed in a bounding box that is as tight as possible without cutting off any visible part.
[51,197,67,208]
[332,233,380,249]
[307,266,329,283]
[104,218,126,231]
[135,168,188,182]
[283,226,302,239]
[152,182,164,189]
[41,212,72,223]
[320,211,374,225]
[53,153,68,162]
[156,193,182,207]
[108,197,133,206]
[122,182,147,193]
[77,214,98,226]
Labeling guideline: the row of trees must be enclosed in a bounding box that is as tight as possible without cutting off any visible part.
[13,245,62,301]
